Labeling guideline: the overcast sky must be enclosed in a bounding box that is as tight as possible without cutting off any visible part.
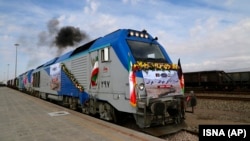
[1,0,250,83]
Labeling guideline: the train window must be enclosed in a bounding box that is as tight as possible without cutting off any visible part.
[33,73,36,87]
[33,72,40,87]
[127,40,166,62]
[101,47,110,62]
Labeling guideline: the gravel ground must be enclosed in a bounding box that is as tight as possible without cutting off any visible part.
[163,98,250,141]
[164,131,198,141]
[186,98,250,128]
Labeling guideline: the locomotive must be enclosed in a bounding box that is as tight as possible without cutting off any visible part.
[8,29,185,128]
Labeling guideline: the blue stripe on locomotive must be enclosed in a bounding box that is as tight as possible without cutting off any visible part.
[59,68,89,104]
[27,69,34,83]
[51,51,79,96]
[43,65,89,104]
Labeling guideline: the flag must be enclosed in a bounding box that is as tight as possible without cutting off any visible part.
[178,58,185,93]
[91,58,99,86]
[129,59,136,107]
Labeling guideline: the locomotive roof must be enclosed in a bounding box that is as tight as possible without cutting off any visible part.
[43,57,59,67]
[54,29,123,63]
[54,50,74,63]
[70,39,98,57]
[33,29,166,70]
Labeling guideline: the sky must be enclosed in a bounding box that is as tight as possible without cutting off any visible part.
[1,0,250,83]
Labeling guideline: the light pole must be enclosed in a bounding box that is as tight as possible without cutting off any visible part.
[14,43,19,78]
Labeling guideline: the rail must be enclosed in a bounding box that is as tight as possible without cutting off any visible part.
[195,94,250,101]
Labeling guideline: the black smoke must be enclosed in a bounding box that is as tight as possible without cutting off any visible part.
[48,18,59,34]
[55,26,87,48]
[37,18,88,56]
[37,18,59,47]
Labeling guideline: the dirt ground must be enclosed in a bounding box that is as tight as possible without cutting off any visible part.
[184,101,250,132]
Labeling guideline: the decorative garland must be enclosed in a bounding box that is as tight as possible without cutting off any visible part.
[132,61,178,71]
[61,63,84,92]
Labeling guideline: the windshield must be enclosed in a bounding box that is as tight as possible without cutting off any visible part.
[127,40,166,62]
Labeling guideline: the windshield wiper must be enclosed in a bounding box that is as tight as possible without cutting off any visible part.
[135,58,166,62]
[135,58,147,61]
[146,58,166,62]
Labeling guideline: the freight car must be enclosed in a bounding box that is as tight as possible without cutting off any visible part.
[227,71,250,91]
[184,70,234,92]
[8,29,186,129]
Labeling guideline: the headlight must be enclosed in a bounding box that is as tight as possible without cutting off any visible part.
[140,33,144,38]
[138,83,145,91]
[128,30,149,39]
[135,32,139,37]
[129,31,134,36]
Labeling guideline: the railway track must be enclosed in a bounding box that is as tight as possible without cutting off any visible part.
[185,89,250,95]
[194,94,250,101]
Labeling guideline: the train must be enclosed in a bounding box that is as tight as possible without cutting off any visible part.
[7,29,186,128]
[184,70,250,92]
[226,71,250,91]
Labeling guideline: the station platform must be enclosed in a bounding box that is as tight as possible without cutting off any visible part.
[0,87,164,141]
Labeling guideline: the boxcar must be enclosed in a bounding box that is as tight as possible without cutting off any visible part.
[184,70,234,91]
[227,71,250,91]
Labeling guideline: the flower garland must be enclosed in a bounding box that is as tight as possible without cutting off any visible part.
[132,61,178,71]
[61,63,84,92]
